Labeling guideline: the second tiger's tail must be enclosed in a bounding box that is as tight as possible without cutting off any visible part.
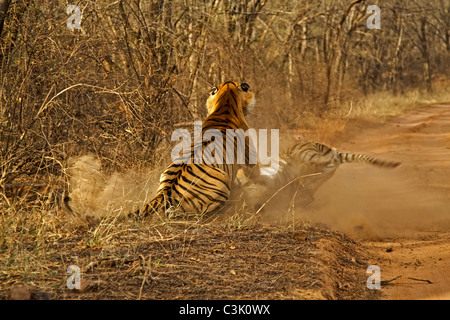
[339,152,401,168]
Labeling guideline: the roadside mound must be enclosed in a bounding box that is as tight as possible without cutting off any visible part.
[0,220,377,300]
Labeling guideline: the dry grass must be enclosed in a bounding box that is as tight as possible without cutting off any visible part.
[348,86,450,121]
[0,198,379,300]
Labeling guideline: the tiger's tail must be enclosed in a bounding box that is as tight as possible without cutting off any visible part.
[339,153,401,168]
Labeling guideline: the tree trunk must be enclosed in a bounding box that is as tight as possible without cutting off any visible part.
[0,0,11,39]
[391,14,404,95]
[420,17,432,92]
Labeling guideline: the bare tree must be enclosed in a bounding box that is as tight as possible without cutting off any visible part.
[323,0,365,107]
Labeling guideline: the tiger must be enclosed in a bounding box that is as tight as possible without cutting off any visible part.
[239,139,401,213]
[133,81,258,218]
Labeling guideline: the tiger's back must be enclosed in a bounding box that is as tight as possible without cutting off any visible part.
[137,81,257,218]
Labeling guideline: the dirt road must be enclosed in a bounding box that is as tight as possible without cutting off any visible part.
[303,103,450,299]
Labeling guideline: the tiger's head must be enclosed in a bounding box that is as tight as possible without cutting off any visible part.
[206,81,256,118]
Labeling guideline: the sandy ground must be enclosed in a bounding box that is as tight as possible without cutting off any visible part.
[302,103,450,299]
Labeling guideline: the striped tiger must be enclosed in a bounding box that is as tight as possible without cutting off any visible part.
[243,140,401,211]
[134,81,258,218]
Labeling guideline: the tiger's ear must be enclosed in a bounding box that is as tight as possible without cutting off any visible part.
[240,83,250,92]
[210,86,218,95]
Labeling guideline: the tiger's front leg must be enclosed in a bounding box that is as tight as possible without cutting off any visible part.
[234,163,261,188]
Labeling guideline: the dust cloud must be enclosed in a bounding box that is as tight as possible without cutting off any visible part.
[301,164,450,240]
[66,154,160,218]
[290,104,450,240]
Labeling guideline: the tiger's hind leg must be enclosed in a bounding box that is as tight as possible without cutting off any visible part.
[132,164,232,220]
[177,164,232,216]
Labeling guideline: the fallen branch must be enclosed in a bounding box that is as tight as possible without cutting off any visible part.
[381,275,402,285]
[407,277,433,284]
